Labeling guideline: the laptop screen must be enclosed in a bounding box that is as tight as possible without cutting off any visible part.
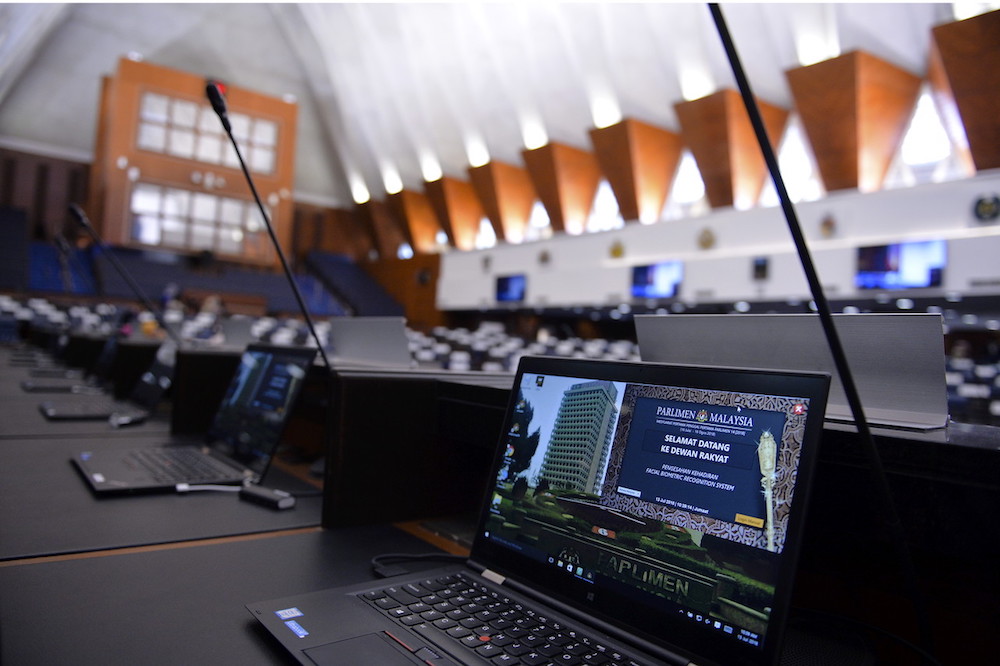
[205,345,316,476]
[472,357,829,666]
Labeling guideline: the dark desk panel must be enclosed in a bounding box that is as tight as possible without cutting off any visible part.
[0,527,435,666]
[0,436,322,560]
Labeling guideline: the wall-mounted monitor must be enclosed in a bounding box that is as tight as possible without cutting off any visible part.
[631,260,683,299]
[752,256,769,281]
[496,274,527,303]
[855,239,946,290]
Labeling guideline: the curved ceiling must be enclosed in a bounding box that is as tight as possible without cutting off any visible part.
[0,3,963,210]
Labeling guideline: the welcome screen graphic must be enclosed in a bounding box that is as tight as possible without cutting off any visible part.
[615,397,785,529]
[601,384,810,553]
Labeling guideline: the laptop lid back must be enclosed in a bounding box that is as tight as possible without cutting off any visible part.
[635,313,947,429]
[203,344,317,480]
[327,316,413,368]
[469,356,829,666]
[125,340,177,410]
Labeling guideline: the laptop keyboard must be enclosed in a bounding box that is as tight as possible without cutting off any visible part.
[126,448,241,484]
[361,572,646,665]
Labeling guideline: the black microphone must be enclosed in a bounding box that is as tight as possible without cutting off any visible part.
[204,81,332,371]
[709,3,934,658]
[205,80,231,132]
[69,203,183,347]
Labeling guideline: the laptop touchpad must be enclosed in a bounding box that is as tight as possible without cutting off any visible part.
[304,632,439,665]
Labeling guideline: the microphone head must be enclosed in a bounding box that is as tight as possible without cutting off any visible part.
[69,203,91,228]
[205,81,231,130]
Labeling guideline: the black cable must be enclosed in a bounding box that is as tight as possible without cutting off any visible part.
[708,3,935,661]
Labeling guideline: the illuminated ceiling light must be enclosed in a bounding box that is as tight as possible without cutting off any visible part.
[349,174,370,205]
[381,164,403,195]
[795,32,840,67]
[587,180,624,232]
[523,201,552,242]
[638,207,659,225]
[671,152,706,204]
[679,65,714,102]
[474,217,497,249]
[953,1,1000,20]
[590,93,622,130]
[900,89,951,166]
[465,136,490,168]
[793,5,840,66]
[420,152,443,182]
[521,116,549,151]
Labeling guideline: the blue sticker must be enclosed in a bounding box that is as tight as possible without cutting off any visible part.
[285,620,309,638]
[275,607,303,620]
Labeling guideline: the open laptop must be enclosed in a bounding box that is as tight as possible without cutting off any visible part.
[72,343,316,494]
[21,333,120,393]
[327,316,413,368]
[248,355,830,666]
[635,313,947,430]
[38,339,175,423]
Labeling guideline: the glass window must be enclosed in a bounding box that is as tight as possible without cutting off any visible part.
[191,192,217,221]
[137,123,167,152]
[195,134,223,164]
[131,183,162,215]
[170,99,198,128]
[167,128,195,159]
[140,93,169,123]
[252,119,277,146]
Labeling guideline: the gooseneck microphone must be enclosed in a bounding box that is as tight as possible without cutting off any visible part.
[70,203,182,347]
[708,3,935,661]
[205,81,332,371]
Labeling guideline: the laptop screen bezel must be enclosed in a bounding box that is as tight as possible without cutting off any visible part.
[468,355,829,666]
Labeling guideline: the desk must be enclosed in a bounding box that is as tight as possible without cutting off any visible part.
[0,526,439,665]
[0,436,323,560]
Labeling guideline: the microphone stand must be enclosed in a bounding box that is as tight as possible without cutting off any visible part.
[708,3,935,660]
[205,82,332,371]
[70,204,183,347]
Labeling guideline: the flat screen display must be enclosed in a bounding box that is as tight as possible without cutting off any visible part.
[496,274,527,303]
[631,261,683,299]
[856,240,946,290]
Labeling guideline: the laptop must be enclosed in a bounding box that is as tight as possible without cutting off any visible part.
[635,313,947,430]
[327,316,413,368]
[21,333,120,393]
[72,343,316,494]
[248,355,830,666]
[38,339,175,423]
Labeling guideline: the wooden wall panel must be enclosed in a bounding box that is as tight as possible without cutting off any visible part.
[522,142,602,234]
[675,89,787,209]
[387,189,443,254]
[89,57,298,268]
[357,199,408,260]
[0,147,89,241]
[425,176,485,251]
[468,160,536,243]
[590,118,684,223]
[292,203,375,264]
[787,51,921,193]
[930,10,1000,172]
[362,254,444,330]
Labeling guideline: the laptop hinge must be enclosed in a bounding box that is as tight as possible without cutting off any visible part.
[481,569,506,585]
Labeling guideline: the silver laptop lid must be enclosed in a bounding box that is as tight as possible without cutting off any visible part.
[636,313,947,429]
